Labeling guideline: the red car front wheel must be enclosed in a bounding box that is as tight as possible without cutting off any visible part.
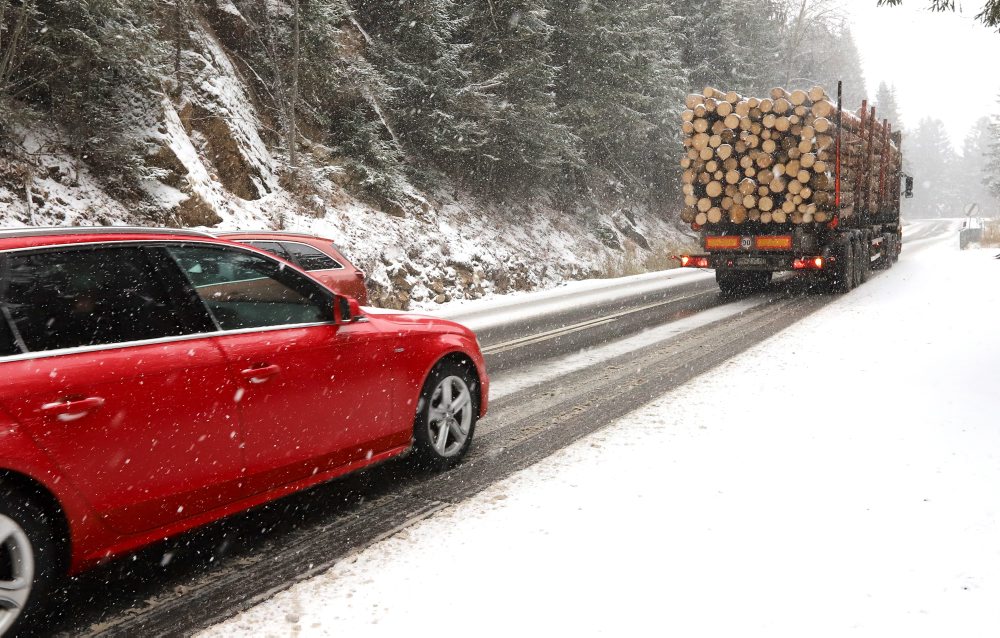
[413,360,479,467]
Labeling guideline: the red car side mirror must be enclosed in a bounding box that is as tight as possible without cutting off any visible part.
[334,295,364,324]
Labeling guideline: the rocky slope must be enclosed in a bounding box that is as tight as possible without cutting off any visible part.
[0,2,689,309]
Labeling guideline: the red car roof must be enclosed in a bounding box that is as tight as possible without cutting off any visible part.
[0,227,224,252]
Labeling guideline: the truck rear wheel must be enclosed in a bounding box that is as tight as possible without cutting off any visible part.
[829,239,854,293]
[883,232,898,269]
[851,236,863,288]
[858,233,872,284]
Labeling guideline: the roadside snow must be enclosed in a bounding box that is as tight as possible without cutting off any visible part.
[200,230,1000,637]
[426,267,714,330]
[487,294,763,400]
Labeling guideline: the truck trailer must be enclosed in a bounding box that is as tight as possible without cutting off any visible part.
[677,82,911,294]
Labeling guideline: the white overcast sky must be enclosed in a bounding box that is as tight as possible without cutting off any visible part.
[847,0,1000,151]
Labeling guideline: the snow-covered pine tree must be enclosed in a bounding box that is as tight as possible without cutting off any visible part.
[457,0,579,192]
[676,0,786,96]
[954,117,997,213]
[224,0,406,198]
[784,17,866,108]
[548,0,687,196]
[1,0,165,189]
[987,99,1000,202]
[907,117,960,218]
[0,1,37,122]
[877,0,1000,30]
[296,1,405,198]
[355,0,487,173]
[874,81,903,132]
[624,0,689,199]
[833,27,868,108]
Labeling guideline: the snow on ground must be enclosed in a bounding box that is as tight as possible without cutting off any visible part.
[424,266,714,329]
[488,295,763,399]
[201,229,1000,637]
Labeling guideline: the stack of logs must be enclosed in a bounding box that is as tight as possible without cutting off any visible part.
[680,86,901,227]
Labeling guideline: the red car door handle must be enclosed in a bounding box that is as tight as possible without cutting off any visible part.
[241,364,281,384]
[41,397,105,422]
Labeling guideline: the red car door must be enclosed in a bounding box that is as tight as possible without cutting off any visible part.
[164,244,408,495]
[0,244,246,535]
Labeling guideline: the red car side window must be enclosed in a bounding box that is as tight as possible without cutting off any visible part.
[0,307,18,356]
[280,241,342,271]
[244,240,293,262]
[166,244,334,331]
[1,246,202,353]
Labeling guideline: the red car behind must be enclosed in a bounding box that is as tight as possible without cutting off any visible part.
[216,231,369,305]
[0,227,487,634]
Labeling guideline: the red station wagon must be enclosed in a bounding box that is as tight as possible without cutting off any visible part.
[215,231,369,305]
[0,227,488,634]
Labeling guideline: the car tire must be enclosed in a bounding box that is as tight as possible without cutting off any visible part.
[412,359,480,468]
[0,486,59,637]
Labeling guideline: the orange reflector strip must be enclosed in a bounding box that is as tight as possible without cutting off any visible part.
[755,236,793,250]
[704,236,741,250]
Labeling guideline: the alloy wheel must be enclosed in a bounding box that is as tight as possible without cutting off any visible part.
[0,513,34,635]
[427,375,474,458]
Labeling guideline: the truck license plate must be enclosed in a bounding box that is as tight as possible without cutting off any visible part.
[735,256,766,267]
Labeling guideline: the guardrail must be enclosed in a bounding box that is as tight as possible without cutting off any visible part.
[959,226,983,249]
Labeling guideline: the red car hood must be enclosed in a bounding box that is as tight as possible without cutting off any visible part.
[362,309,476,339]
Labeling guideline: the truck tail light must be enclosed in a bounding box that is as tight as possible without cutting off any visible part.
[793,256,824,270]
[679,255,710,268]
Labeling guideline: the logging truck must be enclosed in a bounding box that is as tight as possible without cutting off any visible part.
[677,82,912,294]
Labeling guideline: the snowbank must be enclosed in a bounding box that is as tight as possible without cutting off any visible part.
[200,233,1000,637]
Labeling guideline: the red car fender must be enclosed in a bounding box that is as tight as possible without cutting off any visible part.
[0,410,116,574]
[408,333,489,419]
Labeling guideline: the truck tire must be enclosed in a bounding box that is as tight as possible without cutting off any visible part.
[829,239,854,293]
[851,235,863,288]
[875,233,892,270]
[858,232,872,283]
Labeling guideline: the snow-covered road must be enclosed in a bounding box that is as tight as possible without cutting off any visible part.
[200,229,1000,637]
